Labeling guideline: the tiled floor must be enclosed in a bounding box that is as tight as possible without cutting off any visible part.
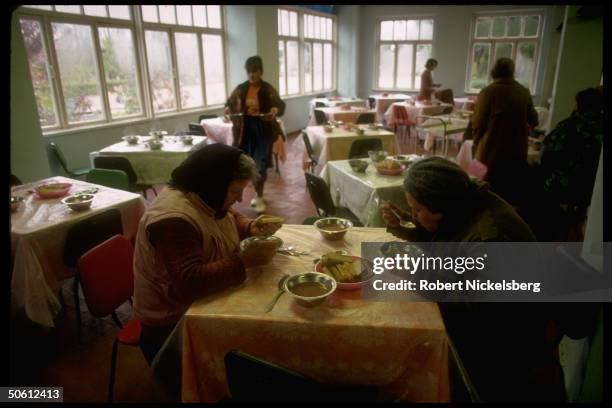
[9,129,459,402]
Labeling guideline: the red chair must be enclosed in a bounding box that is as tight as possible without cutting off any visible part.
[77,234,142,402]
[391,104,414,147]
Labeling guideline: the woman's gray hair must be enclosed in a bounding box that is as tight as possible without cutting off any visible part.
[233,153,260,182]
[404,156,488,215]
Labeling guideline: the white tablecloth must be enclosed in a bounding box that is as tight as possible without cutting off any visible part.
[534,106,550,133]
[309,97,367,117]
[321,159,418,227]
[303,126,400,174]
[369,94,413,123]
[89,136,209,185]
[200,117,234,145]
[308,106,377,126]
[10,176,146,327]
[453,97,476,111]
[456,140,541,172]
[384,101,451,129]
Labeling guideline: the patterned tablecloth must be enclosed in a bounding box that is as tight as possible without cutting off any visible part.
[10,176,146,327]
[174,224,449,402]
[308,106,377,126]
[369,94,413,123]
[303,126,400,174]
[321,159,417,227]
[90,136,209,185]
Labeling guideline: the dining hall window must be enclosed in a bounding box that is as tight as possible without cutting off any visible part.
[466,11,543,93]
[376,17,434,91]
[17,5,227,133]
[277,7,336,97]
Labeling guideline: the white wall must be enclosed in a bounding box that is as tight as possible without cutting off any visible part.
[356,5,558,106]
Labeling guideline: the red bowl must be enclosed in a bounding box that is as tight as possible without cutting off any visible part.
[374,164,405,176]
[314,256,374,290]
[35,183,72,199]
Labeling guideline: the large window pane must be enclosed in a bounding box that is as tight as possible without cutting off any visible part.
[323,43,332,89]
[83,5,107,17]
[507,16,521,37]
[304,15,311,38]
[494,42,513,61]
[159,6,176,25]
[516,42,536,90]
[524,15,539,37]
[20,19,59,127]
[145,30,176,112]
[192,5,206,27]
[406,20,419,40]
[313,43,322,91]
[287,41,299,94]
[280,9,288,36]
[55,5,81,14]
[380,20,393,41]
[378,44,395,88]
[52,22,104,123]
[314,16,320,39]
[492,17,506,37]
[141,5,158,23]
[308,15,314,38]
[25,6,53,11]
[396,44,414,89]
[207,6,221,28]
[175,32,203,108]
[420,20,433,40]
[475,17,492,38]
[414,44,432,89]
[304,42,312,93]
[278,41,286,95]
[470,43,490,90]
[177,5,193,26]
[108,6,130,20]
[393,20,406,41]
[327,19,332,40]
[202,34,226,105]
[290,12,298,37]
[99,27,142,119]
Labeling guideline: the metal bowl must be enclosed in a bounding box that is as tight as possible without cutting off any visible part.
[314,217,353,241]
[61,194,94,212]
[348,159,368,173]
[355,127,365,136]
[284,272,337,307]
[239,235,283,252]
[147,141,163,150]
[182,136,193,145]
[10,196,24,213]
[368,150,388,163]
[324,125,334,133]
[122,135,139,145]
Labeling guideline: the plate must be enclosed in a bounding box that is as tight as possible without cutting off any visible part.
[35,183,72,199]
[314,255,374,290]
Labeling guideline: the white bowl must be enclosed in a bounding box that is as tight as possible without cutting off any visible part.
[62,194,94,212]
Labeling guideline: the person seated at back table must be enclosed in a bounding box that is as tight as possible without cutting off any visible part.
[133,144,283,364]
[379,157,567,402]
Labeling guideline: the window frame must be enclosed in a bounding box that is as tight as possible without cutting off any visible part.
[373,15,436,92]
[277,6,337,98]
[16,5,229,135]
[464,10,545,95]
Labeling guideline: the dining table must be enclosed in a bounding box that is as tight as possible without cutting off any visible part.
[321,159,417,227]
[10,176,146,327]
[309,97,367,116]
[308,106,378,126]
[384,101,453,130]
[159,224,449,402]
[89,135,210,186]
[369,94,413,123]
[456,139,542,171]
[303,125,400,174]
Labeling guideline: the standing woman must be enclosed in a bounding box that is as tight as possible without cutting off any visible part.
[418,58,441,101]
[225,56,286,213]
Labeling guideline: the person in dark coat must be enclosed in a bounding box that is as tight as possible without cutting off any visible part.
[225,56,286,213]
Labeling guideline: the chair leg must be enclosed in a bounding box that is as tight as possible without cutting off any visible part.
[73,275,83,344]
[108,338,119,402]
[111,312,123,329]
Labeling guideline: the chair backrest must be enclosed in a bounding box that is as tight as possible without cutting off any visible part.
[314,101,326,108]
[93,156,137,186]
[87,168,130,190]
[188,123,206,136]
[434,88,455,105]
[314,94,326,98]
[348,138,383,159]
[356,112,375,124]
[392,104,410,125]
[63,208,124,267]
[304,172,335,216]
[314,109,328,125]
[225,350,323,402]
[368,97,376,109]
[48,142,70,174]
[198,114,217,122]
[301,131,316,161]
[77,235,134,318]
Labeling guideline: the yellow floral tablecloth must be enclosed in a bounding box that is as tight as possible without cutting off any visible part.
[179,225,449,402]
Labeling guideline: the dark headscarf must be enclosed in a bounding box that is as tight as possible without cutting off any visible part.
[169,144,243,218]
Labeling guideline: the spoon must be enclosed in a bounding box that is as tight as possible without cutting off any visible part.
[388,206,416,229]
[264,274,289,313]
